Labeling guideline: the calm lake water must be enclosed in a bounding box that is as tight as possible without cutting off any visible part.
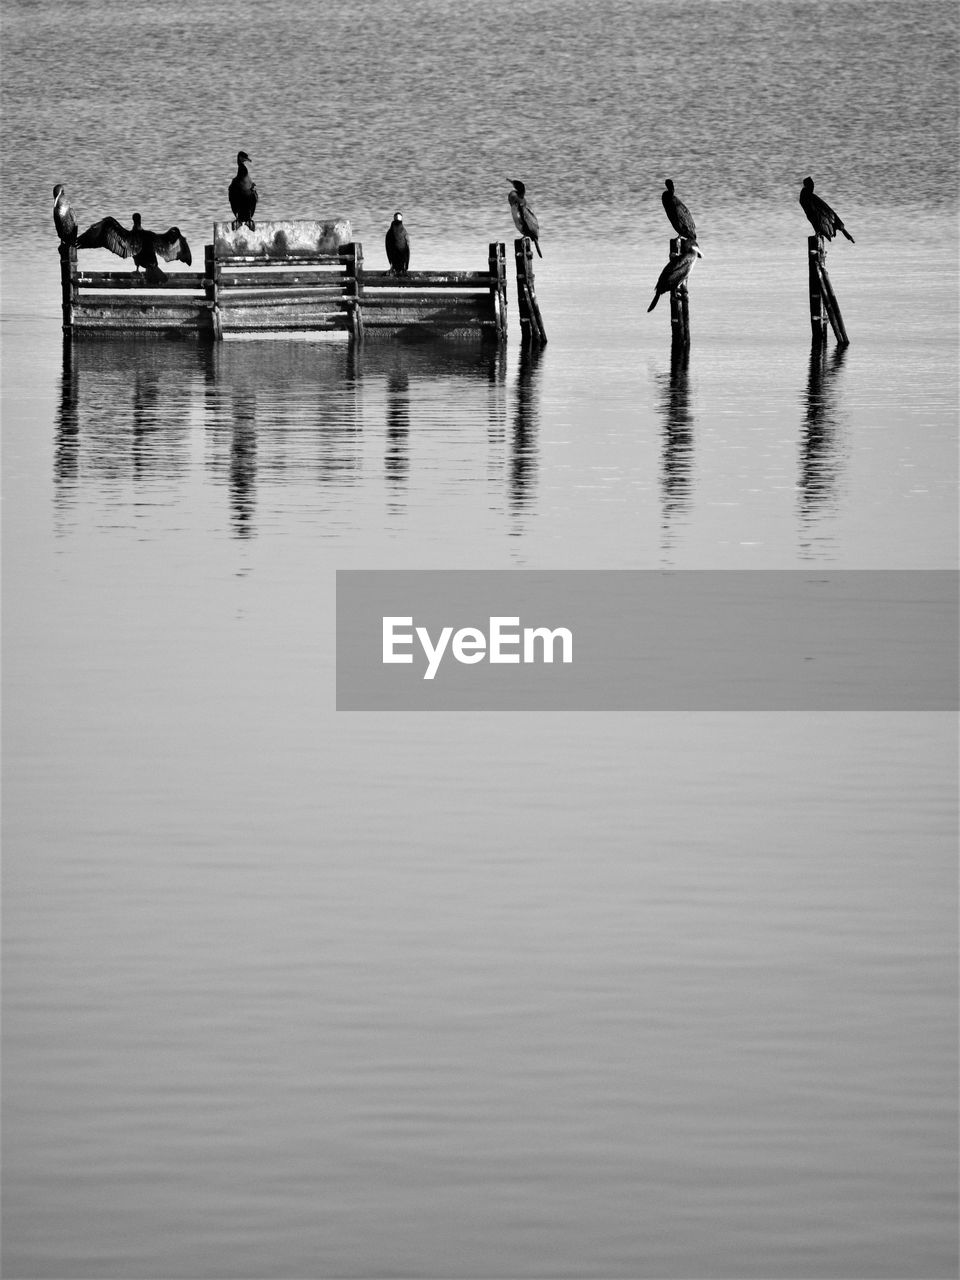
[2,0,958,1277]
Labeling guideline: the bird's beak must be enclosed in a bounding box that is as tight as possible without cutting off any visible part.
[694,246,703,257]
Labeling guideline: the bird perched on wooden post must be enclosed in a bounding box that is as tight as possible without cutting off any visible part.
[661,178,697,244]
[648,242,702,312]
[508,179,542,257]
[53,184,77,244]
[799,177,854,242]
[385,212,409,275]
[229,151,258,231]
[76,214,192,284]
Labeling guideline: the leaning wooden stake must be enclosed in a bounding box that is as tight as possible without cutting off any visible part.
[808,235,849,346]
[514,237,547,344]
[668,237,690,346]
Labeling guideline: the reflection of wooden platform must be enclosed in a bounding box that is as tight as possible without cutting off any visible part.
[62,221,511,344]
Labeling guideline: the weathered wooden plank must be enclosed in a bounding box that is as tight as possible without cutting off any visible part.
[218,291,354,307]
[72,304,208,329]
[218,303,352,331]
[74,293,210,310]
[362,270,493,288]
[362,306,494,328]
[359,294,495,313]
[77,271,206,290]
[213,219,352,258]
[217,270,348,288]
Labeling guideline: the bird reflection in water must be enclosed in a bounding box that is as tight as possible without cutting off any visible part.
[385,364,410,510]
[655,342,694,550]
[799,339,848,553]
[130,359,164,480]
[510,340,543,525]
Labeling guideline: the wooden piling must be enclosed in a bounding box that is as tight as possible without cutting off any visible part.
[204,244,222,340]
[668,237,690,347]
[60,242,76,334]
[514,237,547,345]
[807,235,827,341]
[808,234,849,346]
[489,242,507,339]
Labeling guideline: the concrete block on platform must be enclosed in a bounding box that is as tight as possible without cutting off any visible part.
[213,219,353,258]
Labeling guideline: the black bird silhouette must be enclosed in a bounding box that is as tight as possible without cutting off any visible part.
[53,184,77,244]
[799,177,854,242]
[76,214,192,283]
[229,151,258,230]
[661,178,697,243]
[508,179,542,257]
[385,211,409,275]
[648,243,702,312]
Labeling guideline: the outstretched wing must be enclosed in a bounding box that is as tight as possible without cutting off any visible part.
[76,216,138,258]
[151,228,192,265]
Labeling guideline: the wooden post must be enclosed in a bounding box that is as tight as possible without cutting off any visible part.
[341,242,364,341]
[514,237,547,345]
[808,235,849,346]
[808,235,827,341]
[204,243,222,340]
[489,242,507,339]
[60,242,76,336]
[669,237,690,347]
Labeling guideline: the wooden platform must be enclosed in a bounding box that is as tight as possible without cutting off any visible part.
[62,221,511,343]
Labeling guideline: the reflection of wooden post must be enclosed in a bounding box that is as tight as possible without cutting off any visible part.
[489,242,507,339]
[60,242,76,336]
[668,237,690,346]
[514,237,547,345]
[808,234,849,346]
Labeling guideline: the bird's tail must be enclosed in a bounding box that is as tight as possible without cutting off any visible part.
[647,292,660,312]
[840,226,855,243]
[534,240,542,258]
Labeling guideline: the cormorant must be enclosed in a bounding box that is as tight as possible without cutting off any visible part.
[53,184,77,243]
[508,179,542,257]
[799,177,854,242]
[661,178,697,243]
[76,214,192,284]
[647,243,702,312]
[385,212,409,275]
[229,151,258,230]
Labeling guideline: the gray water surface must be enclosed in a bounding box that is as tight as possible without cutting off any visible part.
[2,0,958,1276]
